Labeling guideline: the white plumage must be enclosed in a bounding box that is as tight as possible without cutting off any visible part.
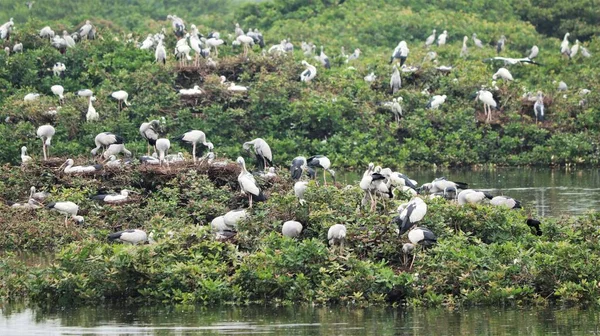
[493,68,513,81]
[300,60,317,82]
[86,96,98,122]
[21,146,32,164]
[92,190,133,204]
[490,196,521,209]
[24,93,40,102]
[294,181,308,205]
[60,159,102,174]
[223,209,248,229]
[243,138,272,171]
[458,189,492,205]
[427,95,447,109]
[390,65,401,94]
[156,138,171,167]
[396,197,427,235]
[437,30,448,46]
[46,201,81,226]
[477,90,497,123]
[91,132,123,156]
[228,82,248,92]
[108,229,148,245]
[175,130,213,162]
[36,125,55,161]
[328,224,347,251]
[282,221,303,238]
[111,90,130,110]
[237,157,265,207]
[425,29,436,47]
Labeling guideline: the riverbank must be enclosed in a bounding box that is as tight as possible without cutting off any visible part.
[1,163,600,307]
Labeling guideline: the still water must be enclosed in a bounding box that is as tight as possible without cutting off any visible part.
[337,167,600,217]
[1,304,600,335]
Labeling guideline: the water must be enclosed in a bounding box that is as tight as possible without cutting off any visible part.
[336,167,600,217]
[1,304,600,335]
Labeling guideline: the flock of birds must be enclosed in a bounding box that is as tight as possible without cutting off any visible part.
[0,15,571,259]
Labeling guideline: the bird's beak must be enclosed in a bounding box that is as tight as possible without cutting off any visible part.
[58,161,66,170]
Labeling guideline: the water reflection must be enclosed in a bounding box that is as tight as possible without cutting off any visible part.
[2,304,600,335]
[336,167,600,217]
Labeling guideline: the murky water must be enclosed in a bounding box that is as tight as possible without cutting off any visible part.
[336,167,600,217]
[1,304,600,335]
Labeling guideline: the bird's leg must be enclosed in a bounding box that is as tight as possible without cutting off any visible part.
[192,143,197,163]
[41,140,47,161]
[249,194,253,208]
[147,144,151,156]
[403,254,408,267]
[409,249,418,270]
[323,169,327,186]
[64,214,68,227]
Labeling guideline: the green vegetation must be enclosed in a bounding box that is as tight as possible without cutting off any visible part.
[0,0,599,308]
[1,164,600,307]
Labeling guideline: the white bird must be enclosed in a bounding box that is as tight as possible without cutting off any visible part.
[62,30,76,48]
[316,46,330,69]
[426,95,447,109]
[155,138,171,167]
[92,190,134,204]
[437,30,448,46]
[223,209,248,230]
[243,138,272,171]
[40,26,55,39]
[533,91,544,123]
[50,85,65,105]
[484,57,541,66]
[106,155,126,168]
[21,146,32,164]
[581,47,591,58]
[77,89,93,97]
[570,40,580,58]
[394,197,427,235]
[236,34,255,57]
[496,35,506,54]
[327,224,346,252]
[165,152,185,163]
[155,38,167,65]
[140,34,154,50]
[46,201,80,226]
[78,20,93,40]
[359,163,375,206]
[174,130,213,162]
[282,221,303,238]
[167,15,185,38]
[300,60,316,82]
[111,90,130,110]
[294,181,308,205]
[390,64,401,94]
[91,132,124,156]
[86,96,98,122]
[12,43,22,53]
[307,155,335,186]
[140,119,161,155]
[36,125,55,161]
[364,72,376,83]
[347,48,361,61]
[24,93,40,102]
[406,227,437,268]
[557,81,568,91]
[0,18,14,40]
[561,32,570,56]
[476,90,497,123]
[490,196,522,209]
[205,37,225,57]
[460,36,468,57]
[102,144,132,160]
[29,186,50,202]
[472,33,483,48]
[425,29,436,48]
[528,45,539,59]
[226,81,247,91]
[179,85,203,95]
[59,158,102,174]
[108,229,149,245]
[458,189,493,205]
[492,68,513,81]
[236,157,266,208]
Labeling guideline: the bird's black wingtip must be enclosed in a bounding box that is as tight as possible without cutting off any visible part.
[45,202,56,209]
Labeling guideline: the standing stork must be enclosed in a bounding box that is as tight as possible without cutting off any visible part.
[155,38,167,65]
[394,197,428,235]
[406,226,437,269]
[167,15,185,38]
[496,35,506,54]
[91,132,124,156]
[36,125,55,161]
[359,162,376,210]
[560,32,570,56]
[78,20,93,40]
[86,96,98,122]
[156,138,171,167]
[173,130,213,162]
[307,155,335,186]
[111,90,130,110]
[236,156,266,208]
[390,64,401,94]
[437,30,448,46]
[46,201,81,226]
[50,85,65,105]
[528,45,539,59]
[476,90,497,123]
[390,41,409,65]
[472,33,483,48]
[460,36,468,57]
[425,29,436,48]
[317,46,330,69]
[236,34,255,57]
[533,91,544,123]
[243,138,272,172]
[328,224,347,253]
[140,119,161,155]
[205,37,225,57]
